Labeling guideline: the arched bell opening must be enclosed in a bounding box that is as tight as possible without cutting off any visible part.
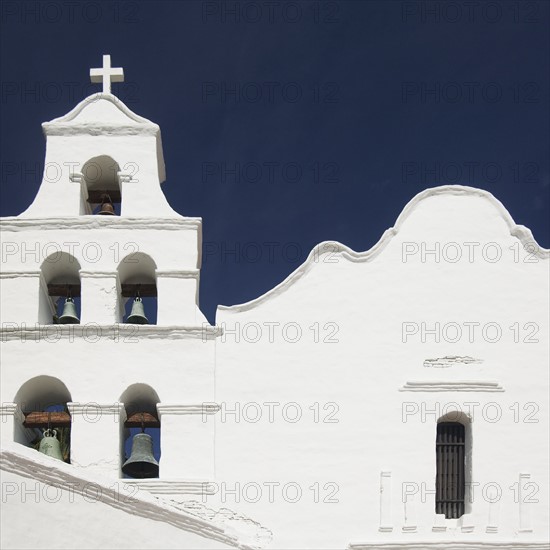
[40,252,81,325]
[117,253,158,325]
[120,384,161,479]
[82,155,121,216]
[14,376,72,463]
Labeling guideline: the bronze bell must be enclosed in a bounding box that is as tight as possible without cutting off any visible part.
[38,429,64,461]
[122,433,159,478]
[98,194,115,215]
[58,297,80,324]
[126,296,148,324]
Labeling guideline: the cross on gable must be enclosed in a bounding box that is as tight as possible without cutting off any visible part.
[90,54,124,94]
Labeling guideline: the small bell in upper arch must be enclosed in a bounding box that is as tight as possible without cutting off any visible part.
[98,194,115,215]
[38,429,64,461]
[58,296,80,324]
[126,296,148,325]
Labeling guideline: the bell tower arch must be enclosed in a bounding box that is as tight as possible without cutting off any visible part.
[13,376,72,462]
[120,384,161,479]
[81,155,121,215]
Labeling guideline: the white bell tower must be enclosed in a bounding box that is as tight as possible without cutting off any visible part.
[0,55,218,494]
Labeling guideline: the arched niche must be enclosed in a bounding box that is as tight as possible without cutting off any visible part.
[14,376,72,462]
[81,155,121,215]
[39,252,81,324]
[436,411,473,518]
[117,252,158,324]
[120,383,161,417]
[119,384,161,479]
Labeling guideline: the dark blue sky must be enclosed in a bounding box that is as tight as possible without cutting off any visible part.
[1,0,548,323]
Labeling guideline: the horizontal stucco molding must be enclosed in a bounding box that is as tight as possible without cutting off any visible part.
[0,217,201,232]
[400,381,504,392]
[349,543,549,550]
[156,404,220,416]
[0,324,222,341]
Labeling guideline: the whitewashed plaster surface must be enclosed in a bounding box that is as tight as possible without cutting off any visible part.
[1,92,548,550]
[212,187,549,549]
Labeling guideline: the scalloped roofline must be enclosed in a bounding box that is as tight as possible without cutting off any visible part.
[44,93,158,127]
[217,185,549,316]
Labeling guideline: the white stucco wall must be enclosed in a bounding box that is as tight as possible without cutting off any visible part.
[210,187,549,549]
[1,89,548,550]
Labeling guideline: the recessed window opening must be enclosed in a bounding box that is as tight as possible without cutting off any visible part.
[436,421,466,519]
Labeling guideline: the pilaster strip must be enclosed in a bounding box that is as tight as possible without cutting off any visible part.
[379,470,393,533]
[519,472,533,533]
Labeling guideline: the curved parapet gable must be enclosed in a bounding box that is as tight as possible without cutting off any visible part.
[41,92,166,185]
[218,185,549,315]
[43,93,161,132]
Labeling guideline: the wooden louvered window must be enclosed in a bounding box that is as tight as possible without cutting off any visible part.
[436,422,465,519]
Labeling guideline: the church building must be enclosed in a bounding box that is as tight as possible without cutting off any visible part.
[1,56,548,550]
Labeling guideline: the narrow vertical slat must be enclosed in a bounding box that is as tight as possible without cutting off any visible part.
[439,426,447,515]
[450,425,455,518]
[455,424,459,518]
[444,425,449,519]
[436,427,441,515]
[451,425,458,518]
[444,426,449,518]
[458,424,465,517]
[449,425,454,519]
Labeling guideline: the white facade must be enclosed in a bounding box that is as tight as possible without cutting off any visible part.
[1,61,549,550]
